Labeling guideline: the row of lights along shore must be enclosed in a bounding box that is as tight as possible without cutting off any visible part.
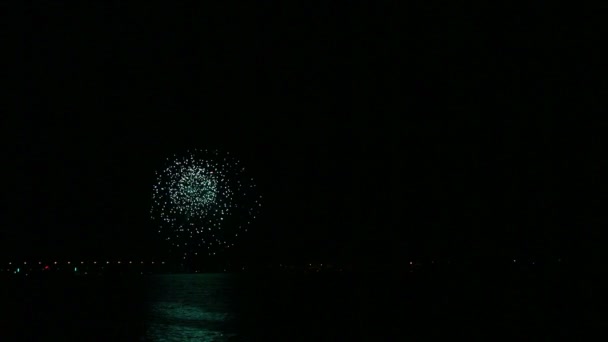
[7,261,165,265]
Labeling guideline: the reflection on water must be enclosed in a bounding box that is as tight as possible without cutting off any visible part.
[1,270,590,340]
[144,274,238,341]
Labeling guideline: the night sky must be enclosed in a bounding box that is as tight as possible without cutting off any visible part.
[1,3,606,267]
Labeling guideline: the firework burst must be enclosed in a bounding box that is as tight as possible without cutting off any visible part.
[151,149,261,258]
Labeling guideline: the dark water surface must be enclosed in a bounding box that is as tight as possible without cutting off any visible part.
[1,271,603,340]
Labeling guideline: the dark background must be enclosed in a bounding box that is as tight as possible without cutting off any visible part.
[1,3,606,267]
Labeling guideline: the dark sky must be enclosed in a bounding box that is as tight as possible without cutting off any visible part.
[1,3,606,265]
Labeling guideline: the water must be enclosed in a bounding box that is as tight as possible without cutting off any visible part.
[144,274,239,341]
[1,270,603,340]
[144,273,362,341]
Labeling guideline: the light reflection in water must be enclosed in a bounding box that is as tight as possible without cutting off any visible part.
[144,274,238,341]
